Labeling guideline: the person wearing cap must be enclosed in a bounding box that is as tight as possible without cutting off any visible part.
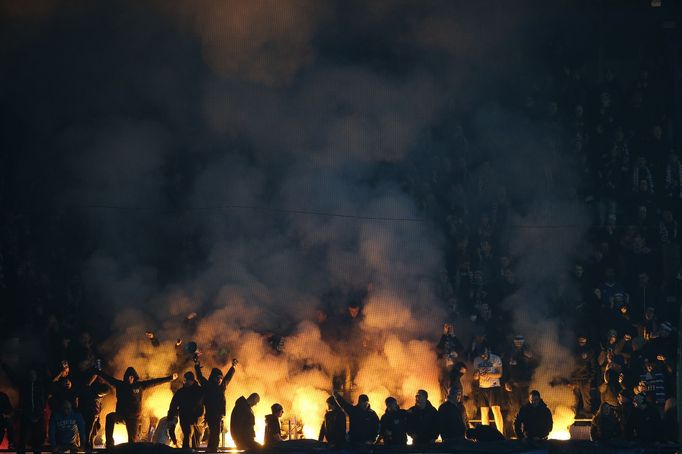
[319,396,347,448]
[264,403,286,446]
[333,392,379,445]
[167,371,204,448]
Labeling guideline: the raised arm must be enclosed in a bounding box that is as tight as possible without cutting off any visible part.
[140,374,176,390]
[194,363,208,386]
[97,371,122,387]
[220,359,239,391]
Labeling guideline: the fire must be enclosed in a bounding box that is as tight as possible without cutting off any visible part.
[112,424,129,446]
[547,405,575,440]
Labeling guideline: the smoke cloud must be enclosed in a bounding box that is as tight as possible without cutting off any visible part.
[1,0,592,442]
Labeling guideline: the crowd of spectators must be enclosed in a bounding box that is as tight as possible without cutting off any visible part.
[0,2,680,451]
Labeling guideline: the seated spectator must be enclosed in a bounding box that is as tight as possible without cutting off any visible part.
[438,388,468,443]
[513,390,553,441]
[49,400,86,453]
[590,403,621,441]
[264,403,286,446]
[626,393,661,443]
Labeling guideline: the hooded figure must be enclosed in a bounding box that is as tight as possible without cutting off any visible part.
[195,359,237,452]
[230,393,260,450]
[319,396,347,448]
[99,366,175,447]
[1,364,47,454]
[513,391,553,440]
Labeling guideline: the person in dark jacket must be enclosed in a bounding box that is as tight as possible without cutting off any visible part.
[48,400,86,453]
[616,391,634,439]
[449,362,468,396]
[230,393,260,450]
[2,364,48,454]
[437,323,464,401]
[590,403,621,441]
[407,390,439,445]
[100,366,177,447]
[513,390,553,440]
[79,373,111,448]
[167,371,204,448]
[49,378,78,412]
[438,388,468,442]
[379,397,408,446]
[195,358,237,452]
[627,393,661,443]
[570,335,598,416]
[334,392,379,445]
[600,355,626,407]
[264,403,285,446]
[0,391,14,450]
[318,396,346,448]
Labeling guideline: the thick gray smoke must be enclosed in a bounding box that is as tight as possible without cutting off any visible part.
[1,0,591,440]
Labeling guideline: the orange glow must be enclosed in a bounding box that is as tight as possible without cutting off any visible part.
[548,405,574,440]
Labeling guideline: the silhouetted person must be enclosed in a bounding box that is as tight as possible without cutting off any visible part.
[590,403,621,441]
[407,389,439,445]
[438,388,467,443]
[167,371,204,448]
[379,397,408,446]
[513,390,552,440]
[264,403,286,446]
[230,393,260,450]
[570,335,598,416]
[437,323,464,400]
[334,392,379,445]
[626,393,661,443]
[195,358,237,452]
[2,364,47,454]
[79,373,110,448]
[49,377,78,412]
[49,400,86,453]
[318,396,346,448]
[99,367,176,447]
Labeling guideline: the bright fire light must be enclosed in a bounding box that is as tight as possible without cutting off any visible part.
[547,405,575,440]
